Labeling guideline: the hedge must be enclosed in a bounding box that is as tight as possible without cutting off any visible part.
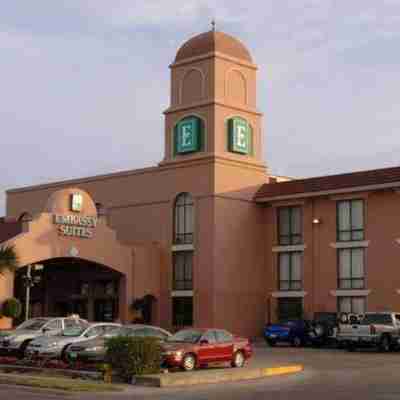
[105,336,162,381]
[2,298,22,319]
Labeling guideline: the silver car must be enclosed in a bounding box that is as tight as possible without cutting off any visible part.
[25,322,120,361]
[0,317,86,358]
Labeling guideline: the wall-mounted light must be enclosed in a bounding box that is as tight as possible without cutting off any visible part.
[312,218,322,225]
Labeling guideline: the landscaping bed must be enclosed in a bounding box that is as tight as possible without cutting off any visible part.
[0,373,124,392]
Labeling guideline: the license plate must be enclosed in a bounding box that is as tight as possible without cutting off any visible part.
[269,334,277,338]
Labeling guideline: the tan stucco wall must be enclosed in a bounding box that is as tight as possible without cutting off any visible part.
[264,190,400,322]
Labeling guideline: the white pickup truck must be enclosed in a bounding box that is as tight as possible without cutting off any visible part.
[337,312,400,352]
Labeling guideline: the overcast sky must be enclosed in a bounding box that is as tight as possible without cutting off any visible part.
[1,1,400,214]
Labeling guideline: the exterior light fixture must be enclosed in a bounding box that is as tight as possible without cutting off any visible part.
[312,218,321,224]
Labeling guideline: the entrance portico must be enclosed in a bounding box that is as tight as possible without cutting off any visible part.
[0,188,134,327]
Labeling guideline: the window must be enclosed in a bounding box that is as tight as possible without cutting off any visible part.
[338,297,365,314]
[85,326,104,338]
[146,328,169,340]
[278,206,302,245]
[173,252,193,290]
[277,298,303,322]
[338,248,365,289]
[174,193,194,244]
[172,297,193,327]
[45,320,62,331]
[64,319,85,329]
[337,200,364,241]
[215,330,233,343]
[360,314,392,325]
[201,330,217,344]
[279,252,302,291]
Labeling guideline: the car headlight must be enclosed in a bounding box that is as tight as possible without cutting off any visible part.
[164,350,183,357]
[85,346,104,352]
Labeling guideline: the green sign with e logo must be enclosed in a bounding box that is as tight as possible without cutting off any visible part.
[228,117,251,155]
[175,116,202,154]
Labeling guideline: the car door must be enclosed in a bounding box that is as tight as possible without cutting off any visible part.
[197,330,219,364]
[215,330,234,361]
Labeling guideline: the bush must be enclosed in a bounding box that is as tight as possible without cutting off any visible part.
[105,336,162,381]
[2,298,22,319]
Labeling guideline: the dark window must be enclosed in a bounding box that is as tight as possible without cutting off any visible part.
[337,200,364,241]
[201,330,217,344]
[337,297,365,314]
[279,252,302,291]
[277,298,303,322]
[172,297,193,327]
[86,326,104,338]
[45,320,62,330]
[173,252,193,290]
[278,206,302,245]
[174,193,194,244]
[104,325,119,334]
[360,314,392,325]
[64,319,84,329]
[146,328,169,340]
[215,330,233,343]
[338,248,364,289]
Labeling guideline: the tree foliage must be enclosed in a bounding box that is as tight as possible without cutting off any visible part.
[0,245,18,275]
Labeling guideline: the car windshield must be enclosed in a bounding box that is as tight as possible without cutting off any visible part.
[166,329,203,344]
[62,326,86,337]
[17,319,48,330]
[360,314,392,325]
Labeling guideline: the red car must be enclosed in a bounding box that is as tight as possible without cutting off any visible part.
[161,328,252,371]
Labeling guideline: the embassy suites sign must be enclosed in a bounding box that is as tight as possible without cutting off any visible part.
[53,214,98,239]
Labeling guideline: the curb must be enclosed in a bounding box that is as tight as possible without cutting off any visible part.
[135,364,304,387]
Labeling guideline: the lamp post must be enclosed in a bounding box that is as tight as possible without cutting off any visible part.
[23,264,43,321]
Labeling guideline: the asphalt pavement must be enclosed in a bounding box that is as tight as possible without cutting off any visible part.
[2,345,400,400]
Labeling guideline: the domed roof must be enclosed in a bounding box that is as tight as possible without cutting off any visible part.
[175,30,253,63]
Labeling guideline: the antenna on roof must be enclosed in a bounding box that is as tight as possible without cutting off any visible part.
[211,19,216,32]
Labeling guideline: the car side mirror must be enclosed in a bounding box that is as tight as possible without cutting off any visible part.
[200,339,209,345]
[42,327,50,333]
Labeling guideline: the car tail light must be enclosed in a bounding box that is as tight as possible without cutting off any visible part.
[370,325,376,335]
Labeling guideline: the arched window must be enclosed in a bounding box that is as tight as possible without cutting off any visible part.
[174,193,194,244]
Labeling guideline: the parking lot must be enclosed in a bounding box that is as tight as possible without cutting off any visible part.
[2,345,400,399]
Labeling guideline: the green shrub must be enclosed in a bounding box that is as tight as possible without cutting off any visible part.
[105,336,162,380]
[2,298,22,319]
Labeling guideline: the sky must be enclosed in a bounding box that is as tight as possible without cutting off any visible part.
[1,0,400,214]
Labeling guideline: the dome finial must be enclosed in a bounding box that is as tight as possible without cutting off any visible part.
[211,19,216,32]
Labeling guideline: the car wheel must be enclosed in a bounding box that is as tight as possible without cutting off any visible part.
[292,336,302,348]
[181,354,196,372]
[231,351,245,368]
[379,335,391,352]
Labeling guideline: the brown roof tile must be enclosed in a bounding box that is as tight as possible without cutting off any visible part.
[255,165,400,201]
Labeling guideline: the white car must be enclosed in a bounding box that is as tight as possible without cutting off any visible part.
[25,322,120,361]
[0,317,86,358]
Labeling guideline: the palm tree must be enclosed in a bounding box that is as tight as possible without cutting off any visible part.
[0,245,18,275]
